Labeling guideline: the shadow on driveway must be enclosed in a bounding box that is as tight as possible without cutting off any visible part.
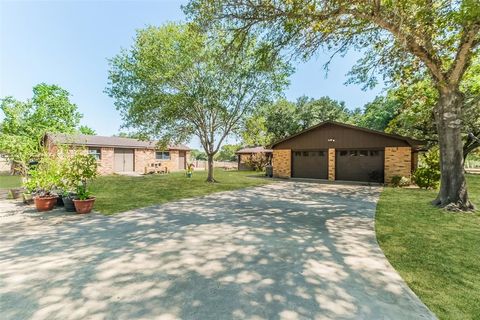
[0,182,436,320]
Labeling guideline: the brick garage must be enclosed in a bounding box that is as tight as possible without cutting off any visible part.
[44,133,190,175]
[270,121,422,184]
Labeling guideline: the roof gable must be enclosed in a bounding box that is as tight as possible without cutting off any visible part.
[271,121,423,149]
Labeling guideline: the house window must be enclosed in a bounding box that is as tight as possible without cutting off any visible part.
[370,150,380,156]
[156,151,170,160]
[88,148,101,160]
[339,150,348,156]
[349,150,358,156]
[359,150,369,157]
[294,151,302,156]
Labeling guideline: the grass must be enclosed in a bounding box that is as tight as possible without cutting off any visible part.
[90,169,271,214]
[376,174,480,320]
[0,174,22,189]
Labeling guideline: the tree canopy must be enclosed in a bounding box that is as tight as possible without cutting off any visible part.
[106,23,291,181]
[187,0,480,209]
[0,83,94,175]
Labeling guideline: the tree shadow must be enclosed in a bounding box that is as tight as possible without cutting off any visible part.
[0,182,435,320]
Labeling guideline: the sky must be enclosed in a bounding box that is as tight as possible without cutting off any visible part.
[0,0,385,149]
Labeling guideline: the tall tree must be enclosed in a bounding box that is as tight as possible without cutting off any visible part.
[188,0,480,210]
[106,23,290,182]
[0,83,87,175]
[387,58,480,160]
[357,94,401,131]
[296,96,352,129]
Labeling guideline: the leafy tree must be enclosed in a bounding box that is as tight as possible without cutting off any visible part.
[296,96,352,129]
[357,94,401,131]
[241,113,274,147]
[215,144,241,161]
[0,83,87,176]
[190,149,208,161]
[241,96,354,145]
[387,57,480,160]
[106,23,290,182]
[78,125,96,135]
[188,0,480,210]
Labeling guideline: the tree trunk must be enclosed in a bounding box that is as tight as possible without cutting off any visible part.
[433,87,474,211]
[206,153,216,182]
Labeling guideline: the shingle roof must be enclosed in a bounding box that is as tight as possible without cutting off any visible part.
[45,133,190,150]
[236,146,273,154]
[269,120,425,148]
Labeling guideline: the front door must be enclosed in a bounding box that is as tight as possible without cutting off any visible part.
[114,148,135,172]
[178,151,186,170]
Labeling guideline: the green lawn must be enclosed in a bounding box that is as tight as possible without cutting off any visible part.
[0,174,22,189]
[376,174,480,320]
[90,169,271,214]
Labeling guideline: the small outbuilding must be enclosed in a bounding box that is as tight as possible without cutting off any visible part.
[270,121,423,183]
[44,133,190,175]
[236,146,272,171]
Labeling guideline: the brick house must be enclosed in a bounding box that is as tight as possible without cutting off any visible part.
[44,133,191,175]
[270,121,423,184]
[235,146,272,171]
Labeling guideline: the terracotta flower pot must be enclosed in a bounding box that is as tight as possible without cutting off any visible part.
[34,196,58,212]
[73,198,96,214]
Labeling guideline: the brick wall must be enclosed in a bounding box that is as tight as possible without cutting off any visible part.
[328,148,335,181]
[134,149,155,174]
[272,149,291,178]
[384,147,412,184]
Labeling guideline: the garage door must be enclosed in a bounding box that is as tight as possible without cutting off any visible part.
[292,150,328,179]
[336,149,384,182]
[114,148,134,172]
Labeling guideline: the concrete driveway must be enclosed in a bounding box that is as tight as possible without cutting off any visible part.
[0,182,435,320]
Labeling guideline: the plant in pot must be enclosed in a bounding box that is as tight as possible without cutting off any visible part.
[29,154,62,212]
[69,153,97,214]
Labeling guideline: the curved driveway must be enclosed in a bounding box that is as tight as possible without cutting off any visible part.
[0,181,436,319]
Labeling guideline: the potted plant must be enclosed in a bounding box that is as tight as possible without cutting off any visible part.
[28,154,62,212]
[61,190,77,212]
[67,153,97,214]
[73,185,95,214]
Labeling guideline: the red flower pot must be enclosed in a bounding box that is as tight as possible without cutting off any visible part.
[34,196,58,212]
[73,198,96,214]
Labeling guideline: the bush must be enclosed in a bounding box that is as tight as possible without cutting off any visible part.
[26,153,63,197]
[390,175,410,187]
[244,153,269,171]
[413,148,440,189]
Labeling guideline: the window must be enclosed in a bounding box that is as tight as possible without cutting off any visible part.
[294,151,302,157]
[156,151,170,160]
[370,150,380,156]
[339,150,348,156]
[88,148,101,160]
[349,150,358,156]
[303,151,309,157]
[359,150,369,157]
[318,151,325,156]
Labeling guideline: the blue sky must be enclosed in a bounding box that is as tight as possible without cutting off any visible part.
[0,0,384,148]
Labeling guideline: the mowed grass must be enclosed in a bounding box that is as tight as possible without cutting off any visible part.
[90,169,271,214]
[376,174,480,320]
[0,174,22,189]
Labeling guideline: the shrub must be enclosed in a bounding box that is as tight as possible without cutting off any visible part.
[26,153,63,197]
[413,148,440,189]
[65,151,98,196]
[391,175,411,187]
[244,153,269,171]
